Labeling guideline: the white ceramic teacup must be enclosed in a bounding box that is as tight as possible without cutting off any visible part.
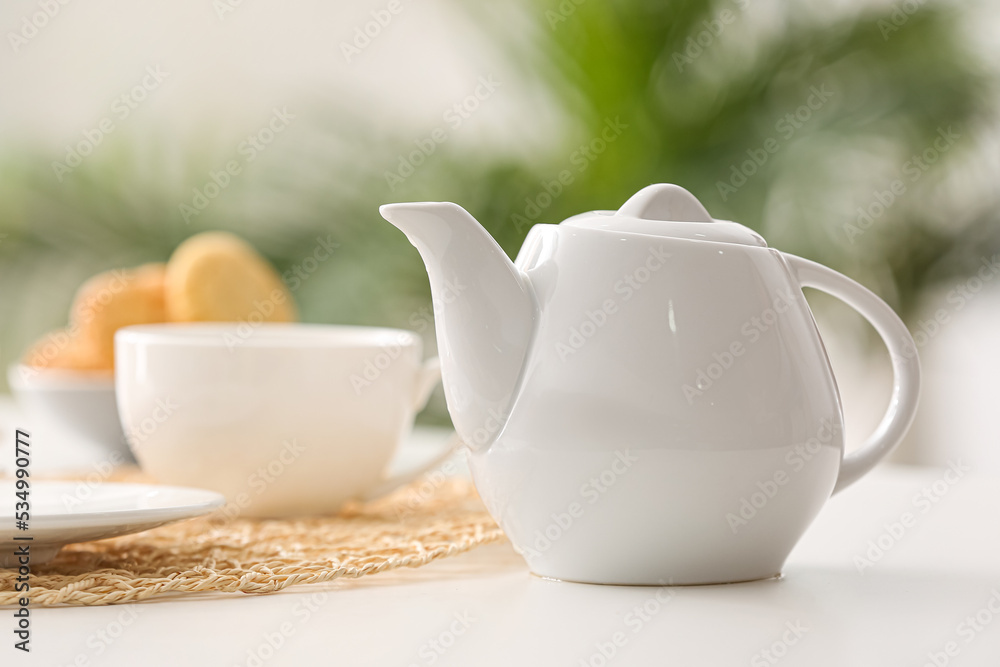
[114,323,447,518]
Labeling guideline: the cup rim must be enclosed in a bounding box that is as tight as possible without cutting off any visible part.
[115,323,421,350]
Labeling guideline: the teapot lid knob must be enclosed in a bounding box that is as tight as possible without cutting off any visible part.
[617,184,714,223]
[559,183,767,247]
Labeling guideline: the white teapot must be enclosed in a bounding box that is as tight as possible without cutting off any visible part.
[380,184,920,585]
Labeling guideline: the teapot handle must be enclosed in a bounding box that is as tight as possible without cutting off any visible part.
[783,253,921,494]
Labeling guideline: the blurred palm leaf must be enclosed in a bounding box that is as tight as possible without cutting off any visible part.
[0,0,997,412]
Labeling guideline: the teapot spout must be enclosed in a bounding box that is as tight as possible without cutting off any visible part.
[379,202,536,449]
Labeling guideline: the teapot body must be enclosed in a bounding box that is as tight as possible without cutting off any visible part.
[469,225,844,584]
[381,184,919,586]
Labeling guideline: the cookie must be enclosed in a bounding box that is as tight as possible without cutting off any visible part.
[22,328,105,371]
[164,231,297,323]
[68,262,168,369]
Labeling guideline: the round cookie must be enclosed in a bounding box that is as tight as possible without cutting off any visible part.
[165,231,297,323]
[69,263,168,369]
[22,328,105,371]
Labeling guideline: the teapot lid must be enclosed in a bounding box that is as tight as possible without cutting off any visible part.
[561,184,767,247]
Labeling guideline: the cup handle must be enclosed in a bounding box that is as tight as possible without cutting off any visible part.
[783,253,921,494]
[361,357,454,502]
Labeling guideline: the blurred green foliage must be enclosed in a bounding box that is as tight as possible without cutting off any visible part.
[0,0,996,419]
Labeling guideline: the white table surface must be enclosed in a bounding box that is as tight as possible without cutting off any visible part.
[2,408,1000,666]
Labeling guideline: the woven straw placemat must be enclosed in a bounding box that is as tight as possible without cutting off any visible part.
[0,469,504,607]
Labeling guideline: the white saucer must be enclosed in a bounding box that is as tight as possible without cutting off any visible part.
[0,481,225,567]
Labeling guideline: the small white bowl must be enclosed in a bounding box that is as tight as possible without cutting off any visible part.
[7,364,133,461]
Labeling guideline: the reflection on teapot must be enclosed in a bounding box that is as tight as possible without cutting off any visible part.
[381,184,920,585]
